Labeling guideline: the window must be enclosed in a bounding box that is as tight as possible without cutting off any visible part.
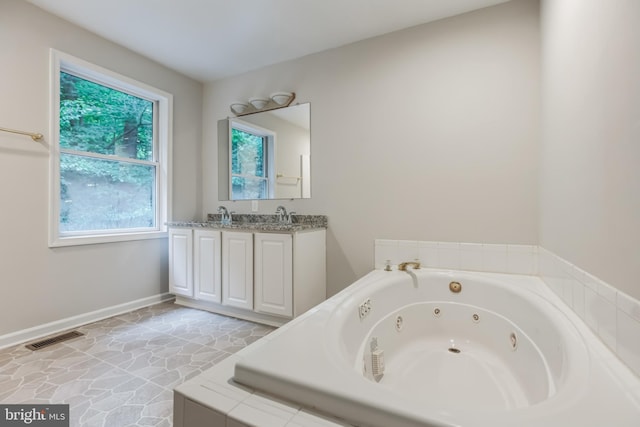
[49,50,172,246]
[229,119,274,200]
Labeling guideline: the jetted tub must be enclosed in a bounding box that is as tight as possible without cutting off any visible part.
[234,269,640,427]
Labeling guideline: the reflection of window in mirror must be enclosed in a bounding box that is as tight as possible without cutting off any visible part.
[230,119,275,200]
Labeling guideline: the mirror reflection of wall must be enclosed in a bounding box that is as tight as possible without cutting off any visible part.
[218,103,311,201]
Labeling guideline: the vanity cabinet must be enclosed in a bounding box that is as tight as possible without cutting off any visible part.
[168,226,326,327]
[168,228,193,297]
[253,230,326,320]
[254,233,293,317]
[221,231,253,310]
[193,229,222,303]
[169,228,222,301]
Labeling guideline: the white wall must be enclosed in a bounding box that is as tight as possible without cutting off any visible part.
[0,0,202,337]
[540,0,640,300]
[204,0,540,296]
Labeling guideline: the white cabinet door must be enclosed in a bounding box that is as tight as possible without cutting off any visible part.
[254,233,293,317]
[193,229,222,303]
[222,232,253,310]
[169,228,193,297]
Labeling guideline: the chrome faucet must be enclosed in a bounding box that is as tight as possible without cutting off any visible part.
[217,206,232,225]
[398,261,421,271]
[276,205,288,223]
[275,206,296,224]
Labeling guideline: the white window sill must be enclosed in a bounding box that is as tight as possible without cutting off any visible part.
[49,230,168,247]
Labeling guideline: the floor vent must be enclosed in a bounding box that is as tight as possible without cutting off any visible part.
[25,331,84,351]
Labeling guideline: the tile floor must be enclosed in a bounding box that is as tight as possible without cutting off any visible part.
[0,302,274,426]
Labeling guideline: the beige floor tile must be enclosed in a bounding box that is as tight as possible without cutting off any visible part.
[0,303,274,426]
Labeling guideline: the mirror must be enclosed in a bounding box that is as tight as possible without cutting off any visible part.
[218,103,310,200]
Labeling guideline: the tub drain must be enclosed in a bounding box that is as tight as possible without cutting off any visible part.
[448,347,461,354]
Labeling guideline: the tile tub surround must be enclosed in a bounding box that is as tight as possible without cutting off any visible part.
[374,239,538,275]
[172,240,639,426]
[174,351,353,427]
[176,269,640,427]
[374,239,640,378]
[539,247,640,378]
[0,303,273,427]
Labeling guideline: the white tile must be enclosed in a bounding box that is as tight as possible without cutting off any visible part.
[459,243,483,271]
[584,286,599,332]
[287,409,353,426]
[537,247,555,278]
[597,280,617,304]
[374,239,397,269]
[597,296,617,351]
[418,241,438,268]
[507,244,533,253]
[617,310,640,377]
[546,278,563,299]
[541,253,567,300]
[482,244,507,273]
[228,401,293,427]
[437,242,458,249]
[560,276,575,307]
[572,279,585,320]
[175,381,242,415]
[558,257,575,279]
[397,240,419,264]
[507,245,535,275]
[531,246,539,274]
[582,271,600,292]
[617,291,640,323]
[227,418,251,427]
[183,397,227,427]
[437,242,460,270]
[244,392,300,417]
[546,250,565,279]
[199,378,252,403]
[566,263,585,281]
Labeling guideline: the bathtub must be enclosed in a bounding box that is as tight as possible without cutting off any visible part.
[234,269,640,426]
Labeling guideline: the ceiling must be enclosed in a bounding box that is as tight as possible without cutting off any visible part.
[27,0,510,83]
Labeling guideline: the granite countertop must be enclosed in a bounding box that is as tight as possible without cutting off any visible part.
[167,214,327,233]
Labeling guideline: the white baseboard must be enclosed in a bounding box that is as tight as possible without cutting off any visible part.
[0,292,175,350]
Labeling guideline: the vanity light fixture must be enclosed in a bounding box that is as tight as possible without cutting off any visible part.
[230,103,250,114]
[230,92,296,116]
[248,98,270,110]
[270,92,294,105]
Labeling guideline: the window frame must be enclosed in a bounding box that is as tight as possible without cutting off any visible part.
[49,49,173,247]
[228,118,275,200]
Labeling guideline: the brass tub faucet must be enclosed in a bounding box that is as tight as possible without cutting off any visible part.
[398,261,421,271]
